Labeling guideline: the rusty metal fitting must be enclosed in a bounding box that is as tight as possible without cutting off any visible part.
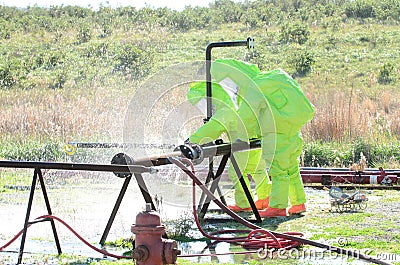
[133,245,149,262]
[162,239,180,264]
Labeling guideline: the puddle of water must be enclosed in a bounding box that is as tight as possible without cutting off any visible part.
[0,169,375,265]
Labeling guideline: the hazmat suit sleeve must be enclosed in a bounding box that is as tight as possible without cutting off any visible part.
[189,108,237,145]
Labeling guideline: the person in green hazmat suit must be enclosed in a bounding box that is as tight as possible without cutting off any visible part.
[205,59,314,217]
[209,60,315,217]
[187,65,272,211]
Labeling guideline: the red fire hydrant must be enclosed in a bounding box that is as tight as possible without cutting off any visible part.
[131,204,181,265]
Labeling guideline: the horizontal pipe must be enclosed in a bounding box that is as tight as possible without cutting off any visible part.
[301,167,400,173]
[68,142,175,149]
[0,160,153,174]
[126,140,261,167]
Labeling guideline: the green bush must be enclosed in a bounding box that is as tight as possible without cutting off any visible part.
[378,63,395,84]
[77,25,92,44]
[280,22,310,45]
[0,139,64,161]
[345,0,375,19]
[289,48,315,76]
[0,62,17,88]
[48,68,67,89]
[302,140,400,168]
[113,44,154,79]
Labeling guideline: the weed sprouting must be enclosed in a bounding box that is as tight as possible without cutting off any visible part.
[164,209,194,241]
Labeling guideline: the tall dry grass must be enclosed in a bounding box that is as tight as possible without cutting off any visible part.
[0,79,399,147]
[0,85,130,142]
[303,86,400,143]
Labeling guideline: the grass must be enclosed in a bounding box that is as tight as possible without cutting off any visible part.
[1,20,400,166]
[0,170,32,192]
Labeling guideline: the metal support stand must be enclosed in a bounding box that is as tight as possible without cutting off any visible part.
[99,173,155,246]
[198,155,229,219]
[197,37,260,222]
[230,155,262,223]
[18,169,62,264]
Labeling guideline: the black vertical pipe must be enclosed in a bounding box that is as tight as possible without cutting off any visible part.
[205,38,251,120]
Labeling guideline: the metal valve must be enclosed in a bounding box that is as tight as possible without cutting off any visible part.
[247,37,255,49]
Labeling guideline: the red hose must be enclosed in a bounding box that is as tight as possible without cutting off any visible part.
[0,216,131,259]
[170,157,393,265]
[0,225,32,251]
[177,157,302,251]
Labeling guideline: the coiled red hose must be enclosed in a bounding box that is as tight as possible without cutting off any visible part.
[176,157,303,250]
[169,157,393,265]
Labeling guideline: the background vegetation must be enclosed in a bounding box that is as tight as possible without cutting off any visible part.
[0,0,399,167]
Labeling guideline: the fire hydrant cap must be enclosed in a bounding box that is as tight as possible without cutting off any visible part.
[135,210,162,227]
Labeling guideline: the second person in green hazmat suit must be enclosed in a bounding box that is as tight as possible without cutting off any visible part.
[227,64,315,217]
[187,61,272,211]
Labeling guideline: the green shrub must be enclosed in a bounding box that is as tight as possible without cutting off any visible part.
[289,48,315,76]
[113,44,154,79]
[77,25,92,44]
[0,62,17,88]
[302,140,400,168]
[280,22,310,45]
[48,68,67,89]
[345,0,375,19]
[0,139,64,161]
[378,63,395,84]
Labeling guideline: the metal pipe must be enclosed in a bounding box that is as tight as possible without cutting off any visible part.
[120,140,261,168]
[0,160,153,174]
[205,37,253,121]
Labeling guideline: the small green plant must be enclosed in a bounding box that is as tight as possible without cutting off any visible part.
[0,62,16,88]
[378,63,395,84]
[113,44,154,79]
[49,69,67,89]
[104,237,134,249]
[77,25,92,44]
[164,210,193,240]
[345,0,375,19]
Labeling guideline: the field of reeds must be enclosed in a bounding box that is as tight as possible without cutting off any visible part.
[0,1,399,167]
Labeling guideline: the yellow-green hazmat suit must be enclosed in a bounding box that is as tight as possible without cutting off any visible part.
[229,65,315,209]
[187,63,271,208]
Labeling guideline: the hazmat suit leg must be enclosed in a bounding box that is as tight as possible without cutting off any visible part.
[264,133,292,209]
[288,133,306,206]
[228,149,270,209]
[251,150,271,201]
